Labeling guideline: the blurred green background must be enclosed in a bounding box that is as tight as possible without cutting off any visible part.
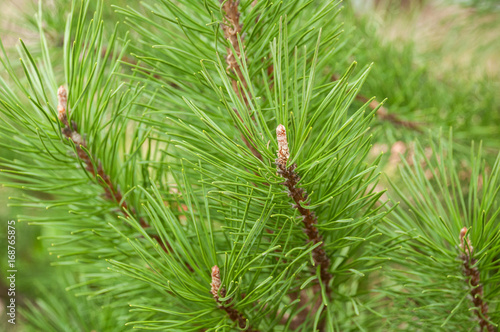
[0,0,499,329]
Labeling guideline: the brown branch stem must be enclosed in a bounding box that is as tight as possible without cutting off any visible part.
[220,0,263,161]
[275,125,332,292]
[331,74,422,132]
[219,3,327,328]
[355,94,422,132]
[211,266,258,331]
[459,227,495,332]
[57,86,174,256]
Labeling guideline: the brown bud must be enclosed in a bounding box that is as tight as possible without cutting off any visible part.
[459,227,473,256]
[57,86,68,124]
[211,265,222,300]
[276,124,289,167]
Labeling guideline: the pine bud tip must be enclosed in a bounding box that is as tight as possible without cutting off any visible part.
[57,85,68,123]
[459,227,473,255]
[460,227,467,241]
[211,265,222,300]
[276,124,289,166]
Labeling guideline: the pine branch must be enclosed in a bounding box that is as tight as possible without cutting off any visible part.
[220,0,247,94]
[57,86,171,254]
[211,266,258,331]
[275,124,332,292]
[220,0,262,161]
[355,94,423,132]
[331,74,422,132]
[459,228,495,332]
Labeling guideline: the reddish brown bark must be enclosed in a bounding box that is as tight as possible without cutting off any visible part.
[459,228,495,332]
[275,125,332,292]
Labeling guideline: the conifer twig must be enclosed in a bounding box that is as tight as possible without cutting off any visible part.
[275,125,332,292]
[57,86,171,254]
[459,227,495,332]
[331,74,422,132]
[220,0,247,95]
[220,0,263,161]
[355,94,423,132]
[211,266,258,331]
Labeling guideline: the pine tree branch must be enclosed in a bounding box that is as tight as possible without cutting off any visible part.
[220,0,263,161]
[211,266,258,331]
[331,74,422,132]
[100,47,182,89]
[220,0,247,94]
[355,94,423,133]
[275,125,332,292]
[459,228,495,332]
[57,86,171,254]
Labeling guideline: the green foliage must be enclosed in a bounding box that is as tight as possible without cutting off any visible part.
[383,136,500,330]
[336,6,500,149]
[0,0,498,331]
[21,269,129,332]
